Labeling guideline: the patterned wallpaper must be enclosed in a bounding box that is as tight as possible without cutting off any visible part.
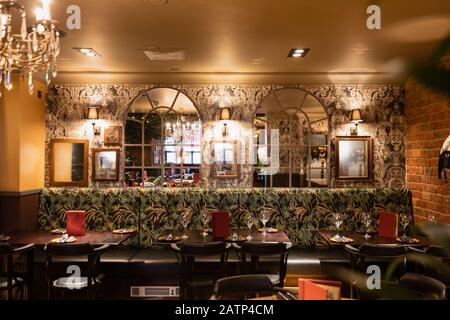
[46,83,405,188]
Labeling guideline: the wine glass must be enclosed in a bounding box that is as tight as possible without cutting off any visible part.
[361,212,372,239]
[245,214,255,240]
[259,209,270,236]
[167,219,175,241]
[201,209,210,237]
[333,212,343,241]
[181,210,191,240]
[399,213,411,242]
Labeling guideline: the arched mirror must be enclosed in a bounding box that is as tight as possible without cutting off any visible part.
[253,88,329,188]
[124,88,201,187]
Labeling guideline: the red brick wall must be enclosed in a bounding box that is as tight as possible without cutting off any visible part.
[405,79,450,224]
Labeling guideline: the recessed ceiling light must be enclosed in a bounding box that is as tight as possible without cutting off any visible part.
[288,48,310,58]
[73,48,101,57]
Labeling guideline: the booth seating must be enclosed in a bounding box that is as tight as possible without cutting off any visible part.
[32,187,413,299]
[38,188,413,247]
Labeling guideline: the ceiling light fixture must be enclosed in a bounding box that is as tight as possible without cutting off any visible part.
[0,0,61,95]
[145,0,169,4]
[74,47,101,57]
[143,48,187,61]
[288,48,310,58]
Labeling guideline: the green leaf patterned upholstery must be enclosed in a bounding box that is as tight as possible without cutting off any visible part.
[38,188,413,247]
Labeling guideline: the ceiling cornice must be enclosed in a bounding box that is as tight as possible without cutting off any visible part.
[54,71,407,85]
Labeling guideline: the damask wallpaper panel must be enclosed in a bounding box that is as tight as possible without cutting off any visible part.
[46,83,405,189]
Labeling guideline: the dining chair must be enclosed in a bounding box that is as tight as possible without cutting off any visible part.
[345,243,408,275]
[44,243,109,300]
[0,243,35,300]
[345,243,408,299]
[210,275,297,300]
[398,273,447,300]
[235,242,292,288]
[176,242,228,300]
[408,245,449,298]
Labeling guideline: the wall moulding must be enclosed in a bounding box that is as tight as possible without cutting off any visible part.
[46,83,406,189]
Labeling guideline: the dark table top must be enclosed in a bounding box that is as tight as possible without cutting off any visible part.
[154,228,291,245]
[317,230,432,247]
[5,230,135,246]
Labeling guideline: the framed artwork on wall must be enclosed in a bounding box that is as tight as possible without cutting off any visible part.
[212,140,240,179]
[335,136,373,181]
[92,148,120,182]
[104,126,122,146]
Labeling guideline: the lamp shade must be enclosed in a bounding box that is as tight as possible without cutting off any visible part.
[87,107,99,120]
[220,107,231,121]
[350,109,363,123]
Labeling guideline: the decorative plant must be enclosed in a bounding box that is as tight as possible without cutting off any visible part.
[410,35,450,95]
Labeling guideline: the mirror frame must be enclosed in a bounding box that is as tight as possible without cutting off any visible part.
[49,139,89,187]
[211,140,240,179]
[92,148,120,182]
[335,136,373,182]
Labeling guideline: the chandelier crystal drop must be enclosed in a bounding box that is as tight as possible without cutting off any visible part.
[165,113,191,144]
[0,0,60,94]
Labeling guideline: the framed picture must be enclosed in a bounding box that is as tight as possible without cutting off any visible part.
[104,126,122,146]
[92,148,120,182]
[212,140,240,179]
[335,136,373,181]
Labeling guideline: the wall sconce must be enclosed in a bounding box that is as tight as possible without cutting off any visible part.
[219,107,231,137]
[350,109,363,136]
[87,107,101,136]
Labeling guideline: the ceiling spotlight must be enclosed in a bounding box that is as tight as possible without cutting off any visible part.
[288,48,310,58]
[74,48,101,57]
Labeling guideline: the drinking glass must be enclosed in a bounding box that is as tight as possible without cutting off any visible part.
[246,214,255,240]
[333,212,343,240]
[201,209,210,237]
[181,210,191,240]
[259,210,270,236]
[167,219,175,241]
[361,212,372,239]
[399,213,411,242]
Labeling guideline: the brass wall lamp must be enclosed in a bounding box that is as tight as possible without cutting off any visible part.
[350,109,363,136]
[219,107,231,137]
[87,106,101,135]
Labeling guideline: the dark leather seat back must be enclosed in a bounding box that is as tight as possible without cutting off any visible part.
[359,244,407,257]
[399,273,447,300]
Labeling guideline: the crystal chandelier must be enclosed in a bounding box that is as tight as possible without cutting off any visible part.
[165,113,192,144]
[0,0,60,95]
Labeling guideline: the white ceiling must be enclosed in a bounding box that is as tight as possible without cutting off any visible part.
[24,0,450,83]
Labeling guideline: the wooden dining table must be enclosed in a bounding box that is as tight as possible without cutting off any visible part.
[317,230,432,248]
[4,230,136,246]
[154,228,291,245]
